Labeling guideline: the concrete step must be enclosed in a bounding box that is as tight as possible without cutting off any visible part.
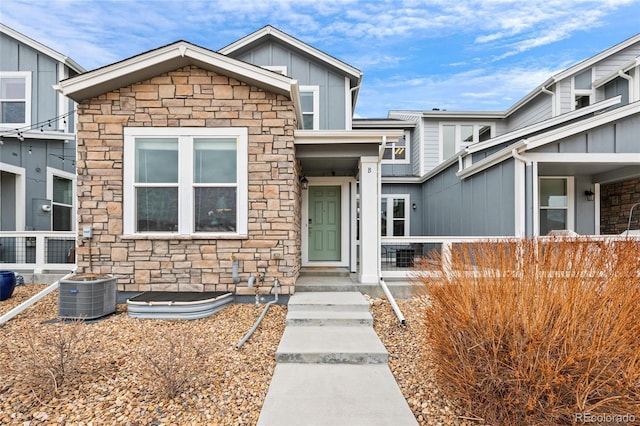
[296,281,358,292]
[299,268,351,277]
[286,310,373,327]
[287,291,370,313]
[275,325,388,364]
[258,363,418,426]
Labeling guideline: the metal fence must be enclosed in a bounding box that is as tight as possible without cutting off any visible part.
[0,232,76,273]
[380,235,640,279]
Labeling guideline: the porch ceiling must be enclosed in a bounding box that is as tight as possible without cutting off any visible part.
[538,163,640,184]
[296,142,380,177]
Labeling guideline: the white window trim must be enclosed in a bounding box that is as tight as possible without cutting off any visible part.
[123,127,248,237]
[300,85,320,130]
[0,162,26,231]
[46,167,76,231]
[439,123,495,162]
[572,68,594,111]
[538,176,575,235]
[0,71,32,128]
[381,194,410,236]
[382,130,410,164]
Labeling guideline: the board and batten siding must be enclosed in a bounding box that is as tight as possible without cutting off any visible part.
[531,114,639,154]
[231,39,347,130]
[0,32,61,128]
[381,183,424,235]
[421,160,516,236]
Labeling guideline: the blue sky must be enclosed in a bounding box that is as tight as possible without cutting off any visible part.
[2,0,639,117]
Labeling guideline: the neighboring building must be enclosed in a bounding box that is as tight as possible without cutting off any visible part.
[0,24,84,274]
[388,33,640,238]
[56,26,639,291]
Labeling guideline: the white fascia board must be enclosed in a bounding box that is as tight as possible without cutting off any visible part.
[381,176,422,184]
[523,101,640,151]
[525,152,640,163]
[352,119,416,128]
[0,24,85,73]
[419,110,505,119]
[56,42,295,102]
[505,77,555,117]
[552,33,640,82]
[294,129,404,144]
[457,141,527,179]
[219,26,363,82]
[467,96,622,154]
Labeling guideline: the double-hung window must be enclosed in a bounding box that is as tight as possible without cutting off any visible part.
[382,132,410,164]
[299,85,319,130]
[440,123,493,161]
[47,168,75,231]
[539,177,574,235]
[0,72,31,127]
[124,128,248,236]
[381,195,409,236]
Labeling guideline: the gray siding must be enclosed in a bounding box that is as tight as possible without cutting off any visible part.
[387,111,422,175]
[381,184,423,235]
[530,114,639,154]
[421,160,516,236]
[1,32,61,127]
[506,92,552,132]
[231,39,347,130]
[593,44,640,80]
[381,162,413,176]
[422,120,440,172]
[558,80,572,114]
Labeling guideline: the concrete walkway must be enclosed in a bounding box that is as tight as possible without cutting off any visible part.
[257,291,418,426]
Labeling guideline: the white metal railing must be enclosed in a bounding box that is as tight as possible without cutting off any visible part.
[0,231,76,273]
[380,235,640,279]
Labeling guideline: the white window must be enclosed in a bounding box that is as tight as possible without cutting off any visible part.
[440,123,493,161]
[0,72,31,127]
[47,168,76,231]
[300,85,319,130]
[539,177,574,235]
[573,68,593,110]
[123,128,248,236]
[382,131,410,164]
[381,195,410,236]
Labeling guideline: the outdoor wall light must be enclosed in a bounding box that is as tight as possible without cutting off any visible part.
[584,189,595,201]
[299,176,309,190]
[412,202,417,210]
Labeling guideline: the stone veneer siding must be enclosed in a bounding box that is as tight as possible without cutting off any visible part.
[75,65,301,294]
[600,177,640,235]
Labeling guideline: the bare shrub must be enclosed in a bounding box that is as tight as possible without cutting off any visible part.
[137,322,208,399]
[415,238,640,425]
[3,318,93,398]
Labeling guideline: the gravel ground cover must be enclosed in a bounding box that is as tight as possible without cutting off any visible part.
[1,284,467,425]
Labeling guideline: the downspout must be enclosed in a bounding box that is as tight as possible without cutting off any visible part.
[617,70,633,102]
[379,277,406,325]
[377,135,406,325]
[540,85,555,116]
[0,269,76,325]
[236,278,279,349]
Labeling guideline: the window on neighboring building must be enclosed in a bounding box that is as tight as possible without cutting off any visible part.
[573,68,593,110]
[299,85,319,130]
[440,123,493,161]
[0,72,31,126]
[539,177,574,235]
[381,195,409,236]
[52,176,73,231]
[47,167,75,232]
[123,128,248,235]
[382,132,410,164]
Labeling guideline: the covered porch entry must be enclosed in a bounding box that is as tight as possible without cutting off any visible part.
[295,130,404,283]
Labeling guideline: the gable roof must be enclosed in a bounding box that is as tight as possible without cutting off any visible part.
[506,32,640,117]
[55,40,301,122]
[0,23,85,73]
[219,25,363,86]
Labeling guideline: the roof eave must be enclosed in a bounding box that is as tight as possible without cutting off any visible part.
[56,42,295,103]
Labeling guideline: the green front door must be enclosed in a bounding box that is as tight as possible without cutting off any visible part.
[308,186,341,261]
